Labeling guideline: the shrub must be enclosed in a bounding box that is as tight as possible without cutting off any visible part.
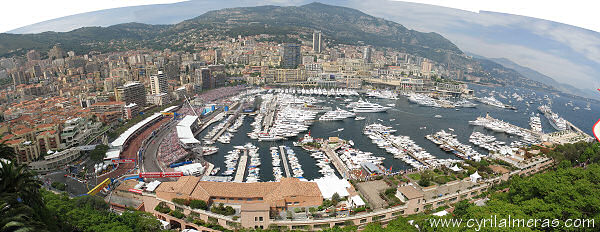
[189,199,208,210]
[154,202,171,214]
[51,182,66,191]
[172,198,189,206]
[170,210,185,219]
[210,203,236,216]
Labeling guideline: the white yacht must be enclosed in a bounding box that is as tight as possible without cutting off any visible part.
[350,100,390,113]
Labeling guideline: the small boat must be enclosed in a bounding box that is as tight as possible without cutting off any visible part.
[387,104,396,107]
[210,167,220,175]
[348,140,355,146]
[434,115,442,118]
[337,128,345,132]
[355,117,366,121]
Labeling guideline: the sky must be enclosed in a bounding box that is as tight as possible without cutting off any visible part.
[1,0,599,33]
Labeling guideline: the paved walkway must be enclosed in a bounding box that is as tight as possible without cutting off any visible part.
[233,150,248,183]
[279,146,291,177]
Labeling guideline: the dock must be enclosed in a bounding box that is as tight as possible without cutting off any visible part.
[375,131,432,168]
[320,143,349,179]
[279,146,291,177]
[202,162,214,177]
[233,150,248,183]
[210,113,239,142]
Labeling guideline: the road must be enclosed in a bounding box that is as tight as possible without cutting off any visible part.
[141,119,175,172]
[97,117,170,183]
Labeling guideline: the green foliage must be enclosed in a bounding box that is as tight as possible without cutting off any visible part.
[154,202,171,214]
[42,190,162,232]
[172,198,188,206]
[169,210,185,219]
[90,144,109,162]
[189,199,208,210]
[51,181,67,191]
[211,203,235,216]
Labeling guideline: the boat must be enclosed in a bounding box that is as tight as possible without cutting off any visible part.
[355,117,366,121]
[210,167,220,175]
[478,96,506,108]
[538,105,567,131]
[349,100,390,113]
[434,115,442,118]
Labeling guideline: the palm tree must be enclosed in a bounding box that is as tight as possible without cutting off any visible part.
[0,160,42,207]
[0,194,48,232]
[0,143,15,161]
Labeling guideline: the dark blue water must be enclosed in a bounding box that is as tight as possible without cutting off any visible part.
[199,85,600,182]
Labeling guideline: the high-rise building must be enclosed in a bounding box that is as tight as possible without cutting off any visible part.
[115,82,146,107]
[214,49,222,64]
[48,44,66,60]
[421,59,433,77]
[201,68,212,90]
[26,50,41,61]
[150,71,168,95]
[312,31,322,53]
[363,46,372,63]
[281,43,301,69]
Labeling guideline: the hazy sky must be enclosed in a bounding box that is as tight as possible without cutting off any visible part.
[1,0,599,33]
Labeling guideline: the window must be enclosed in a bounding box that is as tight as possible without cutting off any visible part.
[259,217,263,222]
[258,197,263,200]
[360,219,367,224]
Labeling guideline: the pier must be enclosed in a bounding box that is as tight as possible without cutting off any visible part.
[279,146,291,177]
[210,113,239,142]
[320,143,349,179]
[375,131,432,168]
[484,114,542,137]
[233,150,248,183]
[202,162,214,177]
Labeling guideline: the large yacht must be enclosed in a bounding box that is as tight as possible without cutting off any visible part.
[479,96,506,108]
[538,105,568,131]
[349,100,390,113]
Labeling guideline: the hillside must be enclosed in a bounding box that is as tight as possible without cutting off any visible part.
[489,57,600,100]
[0,2,460,64]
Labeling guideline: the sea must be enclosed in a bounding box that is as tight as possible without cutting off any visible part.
[198,85,600,182]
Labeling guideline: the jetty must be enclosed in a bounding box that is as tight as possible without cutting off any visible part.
[233,150,248,183]
[279,146,291,177]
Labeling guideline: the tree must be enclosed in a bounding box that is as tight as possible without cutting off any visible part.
[332,193,341,205]
[0,143,15,161]
[0,160,43,207]
[190,199,207,210]
[90,144,109,162]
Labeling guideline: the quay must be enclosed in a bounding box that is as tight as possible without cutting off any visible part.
[320,143,349,179]
[202,162,214,177]
[210,113,239,142]
[375,131,432,168]
[233,150,248,183]
[279,146,291,177]
[484,114,541,137]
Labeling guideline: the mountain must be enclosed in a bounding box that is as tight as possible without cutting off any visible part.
[0,2,461,64]
[0,2,562,93]
[488,57,600,100]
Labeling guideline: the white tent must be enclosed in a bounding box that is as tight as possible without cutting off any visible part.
[470,171,481,183]
[349,195,366,207]
[450,165,463,172]
[433,210,448,216]
[313,176,351,199]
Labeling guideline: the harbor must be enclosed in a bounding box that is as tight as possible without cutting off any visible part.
[193,85,595,182]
